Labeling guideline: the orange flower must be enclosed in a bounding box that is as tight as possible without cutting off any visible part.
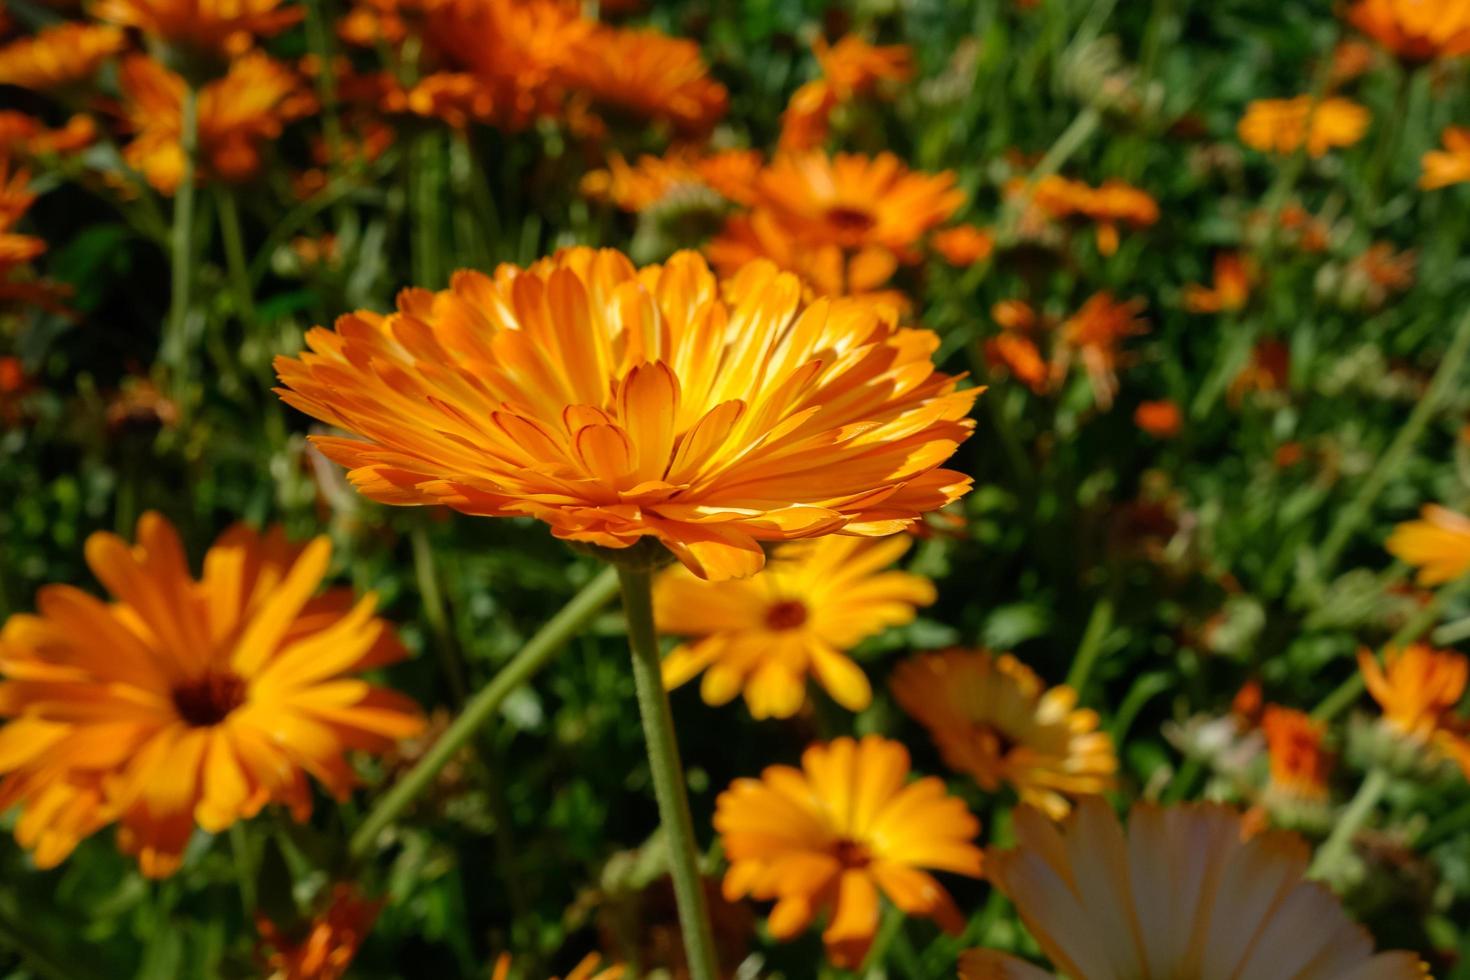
[985,333,1049,394]
[1183,253,1253,313]
[1229,339,1291,402]
[992,299,1037,332]
[0,112,97,157]
[1352,241,1416,293]
[1057,292,1148,409]
[1421,126,1470,189]
[0,23,126,90]
[274,250,976,581]
[932,225,995,267]
[119,53,317,194]
[0,355,30,427]
[777,36,911,152]
[655,535,934,718]
[778,79,839,152]
[580,148,761,212]
[1080,180,1159,256]
[1332,37,1380,82]
[258,885,380,980]
[1388,504,1470,585]
[491,953,624,980]
[1359,644,1470,777]
[0,161,45,282]
[560,26,727,133]
[890,650,1116,819]
[1238,96,1370,157]
[337,0,440,48]
[1133,399,1182,438]
[715,735,983,969]
[963,799,1425,980]
[94,0,303,54]
[0,513,424,876]
[1347,0,1470,60]
[705,211,906,305]
[1261,705,1330,802]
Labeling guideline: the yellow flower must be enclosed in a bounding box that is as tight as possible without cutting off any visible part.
[0,513,424,877]
[1387,504,1470,585]
[1347,0,1470,61]
[1421,126,1470,189]
[560,26,728,133]
[1360,643,1470,776]
[274,249,977,581]
[961,799,1426,980]
[491,952,625,980]
[889,650,1115,819]
[0,23,126,90]
[94,0,303,54]
[257,884,380,980]
[1238,96,1371,157]
[1262,705,1331,803]
[715,735,983,969]
[655,534,935,718]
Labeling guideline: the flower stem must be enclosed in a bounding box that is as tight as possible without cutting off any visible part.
[410,522,467,707]
[348,565,619,860]
[617,566,719,980]
[164,83,198,410]
[1313,585,1453,722]
[215,187,257,327]
[1309,767,1388,879]
[1065,594,1114,697]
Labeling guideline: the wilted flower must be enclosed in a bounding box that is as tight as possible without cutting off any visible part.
[890,650,1117,819]
[1182,253,1252,313]
[932,224,995,267]
[1387,504,1470,585]
[94,0,304,55]
[655,534,934,718]
[258,885,380,980]
[0,23,126,90]
[0,513,424,875]
[1238,96,1370,157]
[1134,399,1182,438]
[961,799,1425,979]
[274,249,976,581]
[1056,292,1148,409]
[715,735,983,969]
[560,26,728,133]
[1421,126,1470,189]
[1346,0,1470,61]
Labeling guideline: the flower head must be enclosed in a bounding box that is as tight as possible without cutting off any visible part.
[1183,253,1253,313]
[716,735,983,969]
[1261,705,1331,803]
[0,112,97,158]
[1057,292,1148,409]
[705,210,906,305]
[0,23,126,90]
[1359,643,1470,777]
[257,884,380,980]
[1387,504,1470,585]
[962,799,1425,980]
[274,249,976,581]
[1008,175,1157,255]
[655,534,934,718]
[932,225,995,267]
[0,513,424,876]
[890,650,1116,819]
[581,148,761,212]
[94,0,303,54]
[1422,126,1470,189]
[560,26,728,133]
[492,952,624,980]
[1133,399,1182,438]
[814,35,912,99]
[1238,96,1370,157]
[1347,0,1470,60]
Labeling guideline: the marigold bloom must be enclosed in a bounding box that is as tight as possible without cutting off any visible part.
[1057,292,1148,409]
[119,53,316,194]
[580,148,761,212]
[705,211,906,306]
[1261,705,1331,803]
[985,334,1049,394]
[715,735,983,969]
[0,112,97,158]
[1359,644,1470,777]
[1133,399,1181,438]
[1078,180,1159,256]
[0,23,126,90]
[778,80,839,152]
[932,224,995,267]
[0,513,424,876]
[492,953,624,980]
[1347,0,1470,60]
[815,35,912,98]
[890,650,1115,819]
[1183,253,1252,313]
[655,534,933,718]
[1421,126,1470,189]
[961,799,1425,980]
[560,26,727,133]
[275,250,976,581]
[258,885,380,980]
[1238,96,1370,157]
[1388,504,1470,585]
[94,0,303,53]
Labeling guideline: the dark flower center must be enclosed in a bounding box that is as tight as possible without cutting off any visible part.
[172,672,248,727]
[765,599,809,631]
[832,837,872,869]
[825,206,877,233]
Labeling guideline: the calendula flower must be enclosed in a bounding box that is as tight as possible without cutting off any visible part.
[655,534,933,718]
[1078,180,1159,256]
[492,953,624,980]
[1133,399,1182,438]
[890,650,1116,819]
[1238,96,1370,157]
[716,735,983,969]
[581,148,761,212]
[932,224,995,267]
[275,249,976,581]
[0,111,97,158]
[1332,38,1380,82]
[94,0,303,54]
[961,799,1426,980]
[705,210,906,306]
[1056,292,1148,409]
[1347,0,1470,60]
[985,334,1050,394]
[1422,126,1470,189]
[0,161,44,277]
[1388,504,1470,585]
[0,513,424,876]
[1359,644,1470,777]
[1183,253,1252,313]
[1262,705,1331,803]
[778,79,840,152]
[777,36,911,152]
[561,26,728,133]
[1229,339,1291,402]
[0,23,126,90]
[258,885,380,980]
[119,52,316,194]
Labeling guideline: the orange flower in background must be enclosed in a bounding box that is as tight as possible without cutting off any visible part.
[0,23,126,90]
[337,0,441,48]
[94,0,303,53]
[1422,126,1470,189]
[0,513,424,876]
[1056,292,1148,409]
[581,148,761,211]
[258,885,380,980]
[1008,174,1157,255]
[985,333,1049,393]
[1238,96,1370,157]
[715,735,983,969]
[962,800,1425,980]
[275,249,976,581]
[1261,705,1331,802]
[560,26,727,133]
[1352,241,1416,293]
[1134,399,1182,438]
[1183,253,1252,313]
[0,112,97,158]
[1229,338,1291,402]
[655,534,934,718]
[815,35,913,99]
[492,952,625,980]
[1359,644,1470,777]
[778,79,839,151]
[992,299,1037,332]
[932,224,995,266]
[1332,37,1379,82]
[0,355,30,427]
[890,650,1116,819]
[119,53,316,194]
[1347,0,1470,60]
[0,162,44,272]
[1388,504,1470,585]
[705,210,906,306]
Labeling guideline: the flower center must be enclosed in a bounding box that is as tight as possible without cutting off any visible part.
[825,205,877,233]
[172,672,247,727]
[831,837,872,869]
[765,599,809,631]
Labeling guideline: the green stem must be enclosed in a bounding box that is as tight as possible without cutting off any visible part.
[216,188,257,326]
[348,566,619,860]
[230,822,257,912]
[617,567,718,980]
[998,106,1102,243]
[1162,755,1203,803]
[0,907,94,980]
[164,83,198,409]
[412,132,445,288]
[1309,767,1389,879]
[1065,595,1114,696]
[410,523,467,707]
